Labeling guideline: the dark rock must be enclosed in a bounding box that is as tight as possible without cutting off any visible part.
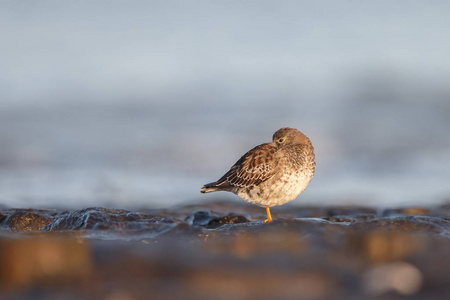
[350,216,450,236]
[206,215,250,229]
[322,216,356,223]
[43,207,178,233]
[5,211,53,232]
[185,211,250,228]
[0,213,6,223]
[184,210,218,226]
[0,202,450,300]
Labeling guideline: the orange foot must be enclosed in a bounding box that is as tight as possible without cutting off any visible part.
[264,206,273,223]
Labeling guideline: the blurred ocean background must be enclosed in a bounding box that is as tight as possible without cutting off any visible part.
[1,1,450,209]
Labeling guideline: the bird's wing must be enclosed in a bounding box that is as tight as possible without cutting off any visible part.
[215,143,279,189]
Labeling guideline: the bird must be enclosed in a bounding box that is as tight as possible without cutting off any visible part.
[201,127,315,223]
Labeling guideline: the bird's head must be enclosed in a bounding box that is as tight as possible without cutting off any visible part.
[272,127,311,147]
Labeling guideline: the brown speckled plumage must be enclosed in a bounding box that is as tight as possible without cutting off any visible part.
[201,127,315,222]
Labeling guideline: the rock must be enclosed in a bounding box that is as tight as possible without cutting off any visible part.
[184,210,218,226]
[184,210,250,228]
[350,216,450,236]
[0,201,449,299]
[43,207,177,232]
[322,216,356,223]
[205,215,250,229]
[5,211,53,232]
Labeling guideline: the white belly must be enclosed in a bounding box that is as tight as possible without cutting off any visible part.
[236,169,314,207]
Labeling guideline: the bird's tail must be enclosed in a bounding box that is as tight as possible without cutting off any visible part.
[200,182,219,193]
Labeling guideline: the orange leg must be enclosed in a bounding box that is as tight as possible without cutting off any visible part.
[264,206,273,223]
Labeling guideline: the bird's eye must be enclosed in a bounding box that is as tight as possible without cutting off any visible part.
[278,138,284,143]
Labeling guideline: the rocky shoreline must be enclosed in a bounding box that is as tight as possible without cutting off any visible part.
[1,201,450,299]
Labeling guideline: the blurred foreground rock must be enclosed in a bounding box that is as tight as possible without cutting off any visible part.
[0,201,450,300]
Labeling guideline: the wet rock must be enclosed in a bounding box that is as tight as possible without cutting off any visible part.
[350,216,450,236]
[0,201,449,300]
[5,211,53,232]
[185,211,250,229]
[184,210,218,226]
[322,216,356,223]
[43,207,177,232]
[205,215,250,229]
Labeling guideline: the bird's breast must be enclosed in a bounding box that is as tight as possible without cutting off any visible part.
[236,166,314,207]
